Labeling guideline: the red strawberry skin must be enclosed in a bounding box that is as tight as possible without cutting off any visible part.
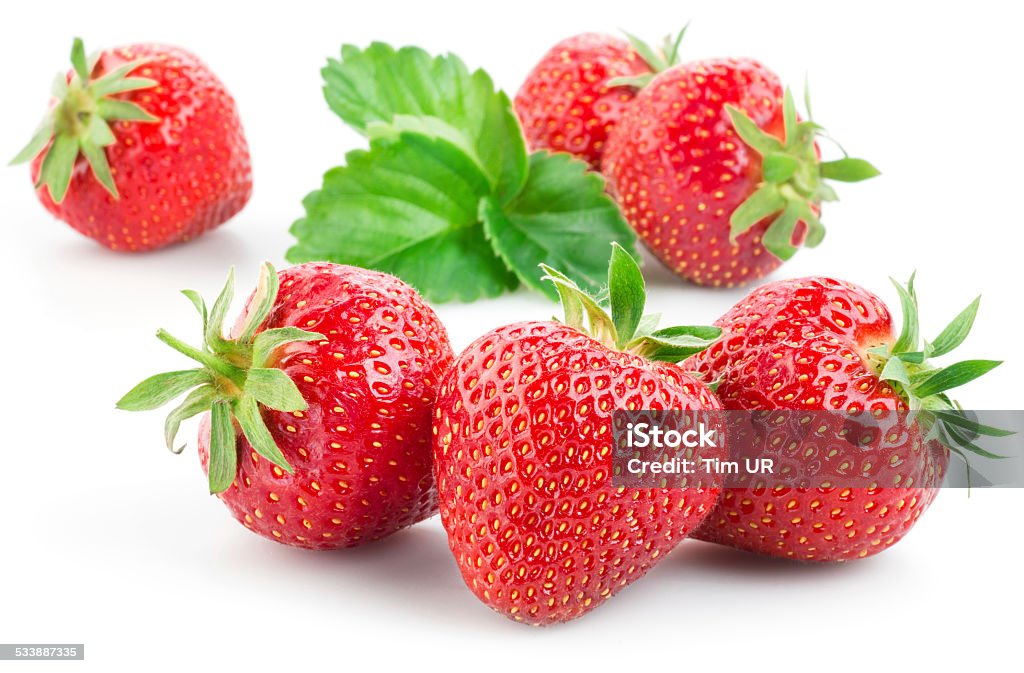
[30,44,251,252]
[198,263,453,549]
[515,33,649,169]
[602,59,793,287]
[682,277,948,561]
[433,321,723,624]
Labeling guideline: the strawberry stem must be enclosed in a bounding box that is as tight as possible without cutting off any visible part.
[727,85,880,260]
[117,263,325,493]
[155,329,245,386]
[607,25,690,89]
[867,273,1012,459]
[10,37,160,202]
[540,243,721,362]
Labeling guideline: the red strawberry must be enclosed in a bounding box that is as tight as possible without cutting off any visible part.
[682,275,1004,560]
[514,30,686,169]
[433,245,724,624]
[118,262,453,549]
[12,38,251,252]
[602,59,878,287]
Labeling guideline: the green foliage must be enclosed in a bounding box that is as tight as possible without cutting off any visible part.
[290,43,637,302]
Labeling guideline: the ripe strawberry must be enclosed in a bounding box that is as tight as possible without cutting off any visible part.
[682,275,1004,560]
[514,30,686,169]
[11,38,251,251]
[433,245,724,624]
[601,60,878,287]
[118,262,453,549]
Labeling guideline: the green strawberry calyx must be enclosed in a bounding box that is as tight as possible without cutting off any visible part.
[9,37,159,203]
[726,86,880,261]
[606,25,689,89]
[865,273,1012,461]
[117,263,325,494]
[540,242,721,362]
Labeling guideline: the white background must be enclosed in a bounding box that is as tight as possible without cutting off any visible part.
[1,1,1022,671]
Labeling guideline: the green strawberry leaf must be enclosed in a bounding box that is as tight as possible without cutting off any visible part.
[289,131,518,302]
[761,202,801,261]
[10,118,56,166]
[649,325,723,341]
[205,267,236,355]
[481,151,637,301]
[70,37,91,81]
[95,98,158,123]
[180,289,208,334]
[932,410,1016,438]
[37,134,78,202]
[163,384,219,453]
[322,42,527,203]
[622,31,669,72]
[628,333,721,362]
[233,396,294,474]
[725,104,784,156]
[820,158,881,182]
[79,136,117,195]
[298,43,638,303]
[629,324,723,362]
[207,399,238,494]
[911,360,1002,398]
[879,355,910,385]
[607,242,646,347]
[540,262,618,345]
[116,369,212,411]
[939,423,1008,460]
[244,368,308,413]
[237,261,280,344]
[730,184,785,238]
[928,296,981,358]
[890,274,920,354]
[252,327,324,368]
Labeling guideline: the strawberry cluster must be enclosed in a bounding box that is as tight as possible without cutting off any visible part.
[516,28,879,287]
[15,33,1002,628]
[120,249,1004,625]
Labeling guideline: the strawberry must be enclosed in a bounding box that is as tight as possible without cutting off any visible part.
[682,275,1005,560]
[11,38,251,252]
[514,30,686,169]
[601,59,878,287]
[433,245,724,624]
[118,262,453,549]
